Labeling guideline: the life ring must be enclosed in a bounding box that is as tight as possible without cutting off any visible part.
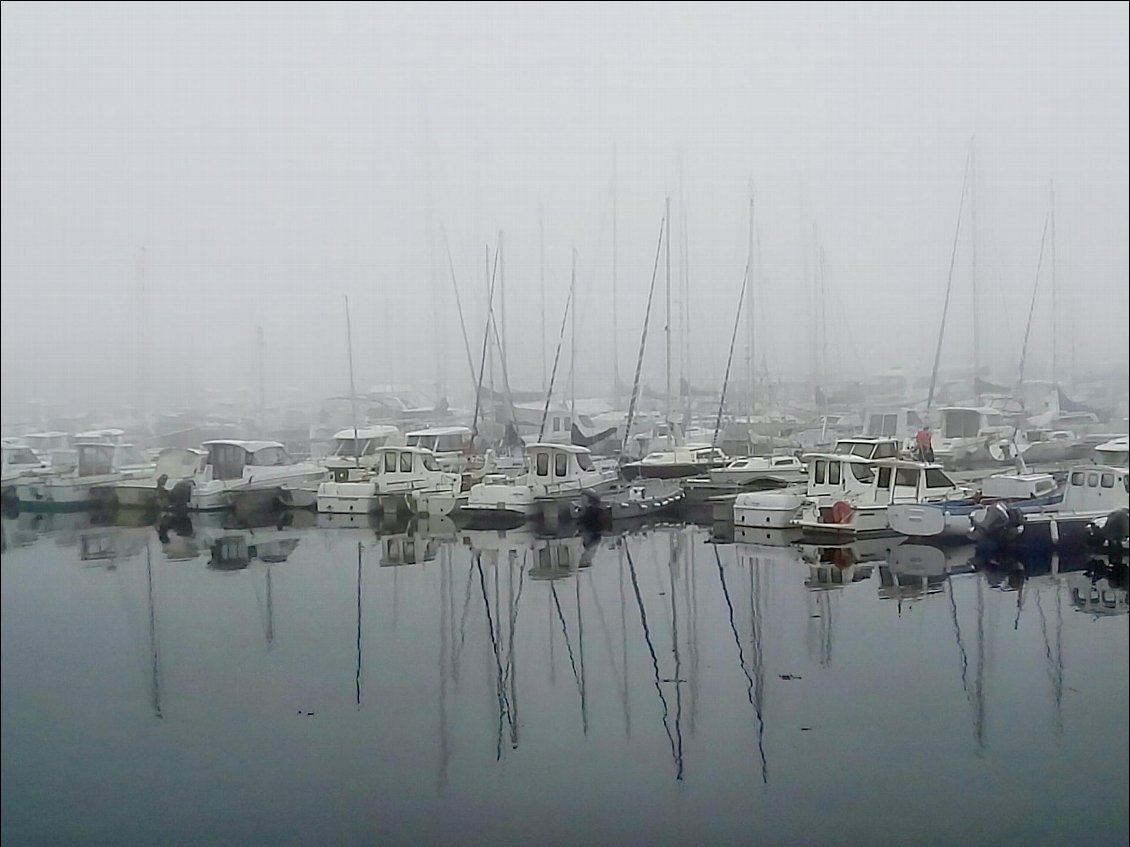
[830,500,854,525]
[830,547,855,569]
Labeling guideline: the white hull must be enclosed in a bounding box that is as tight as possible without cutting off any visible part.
[792,503,892,537]
[317,481,381,514]
[733,491,807,529]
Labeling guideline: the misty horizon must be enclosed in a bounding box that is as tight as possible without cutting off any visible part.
[2,2,1127,421]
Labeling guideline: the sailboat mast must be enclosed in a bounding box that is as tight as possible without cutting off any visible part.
[1050,182,1058,387]
[570,249,577,423]
[540,205,547,392]
[681,166,691,422]
[256,325,265,425]
[746,190,755,415]
[971,139,980,393]
[927,149,972,410]
[344,296,361,465]
[665,194,672,446]
[612,157,621,405]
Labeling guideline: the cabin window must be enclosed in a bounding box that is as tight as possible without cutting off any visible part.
[554,453,568,477]
[400,453,413,473]
[535,453,549,476]
[875,443,897,459]
[552,416,560,432]
[577,452,594,471]
[828,461,841,485]
[7,448,38,465]
[850,463,874,483]
[564,417,572,431]
[78,445,114,477]
[251,447,290,466]
[907,411,923,428]
[209,444,247,480]
[1087,473,1099,488]
[877,466,893,490]
[924,468,954,489]
[422,453,439,472]
[895,468,918,488]
[384,452,397,473]
[1101,473,1114,489]
[1071,471,1085,486]
[814,461,826,484]
[773,457,790,467]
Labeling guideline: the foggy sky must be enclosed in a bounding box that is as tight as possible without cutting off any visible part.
[2,2,1128,419]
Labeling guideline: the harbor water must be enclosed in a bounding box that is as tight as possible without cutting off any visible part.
[2,512,1127,846]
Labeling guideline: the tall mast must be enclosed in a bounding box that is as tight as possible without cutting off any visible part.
[1050,182,1058,387]
[665,194,672,447]
[424,119,445,402]
[612,154,621,405]
[499,230,507,366]
[344,296,360,465]
[971,138,980,394]
[570,248,577,423]
[540,205,547,392]
[746,188,755,415]
[680,160,691,421]
[927,149,972,410]
[137,247,147,421]
[256,324,265,426]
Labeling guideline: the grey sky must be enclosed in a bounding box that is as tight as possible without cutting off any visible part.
[2,1,1127,416]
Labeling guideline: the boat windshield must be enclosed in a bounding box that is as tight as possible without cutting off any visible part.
[5,447,39,465]
[576,452,594,471]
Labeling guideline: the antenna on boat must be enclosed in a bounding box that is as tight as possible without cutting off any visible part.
[441,226,480,389]
[344,296,360,468]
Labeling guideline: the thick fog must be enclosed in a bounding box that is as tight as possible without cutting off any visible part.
[2,2,1127,419]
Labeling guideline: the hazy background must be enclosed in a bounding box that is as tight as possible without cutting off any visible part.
[2,1,1127,416]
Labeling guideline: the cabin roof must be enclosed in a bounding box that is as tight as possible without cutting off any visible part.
[406,426,471,437]
[526,442,591,454]
[332,426,399,440]
[871,458,947,470]
[75,428,125,438]
[801,452,875,464]
[202,440,284,452]
[373,445,435,455]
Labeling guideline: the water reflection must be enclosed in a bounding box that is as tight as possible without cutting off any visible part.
[1,516,1126,846]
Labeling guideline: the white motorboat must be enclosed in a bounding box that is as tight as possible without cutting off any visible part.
[708,454,806,486]
[791,459,971,539]
[317,446,462,516]
[190,440,325,511]
[16,442,155,510]
[733,452,878,530]
[887,469,1062,539]
[462,443,618,526]
[2,442,49,500]
[970,463,1129,549]
[932,406,1012,467]
[620,442,729,481]
[110,448,209,508]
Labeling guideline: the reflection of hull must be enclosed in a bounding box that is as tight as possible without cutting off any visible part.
[734,525,803,546]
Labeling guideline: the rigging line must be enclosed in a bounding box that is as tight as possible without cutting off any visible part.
[550,580,585,716]
[501,555,527,750]
[621,214,668,458]
[145,541,163,720]
[618,541,632,741]
[476,555,513,760]
[947,575,974,706]
[356,541,363,709]
[927,146,972,410]
[470,244,501,447]
[712,255,751,450]
[974,576,986,750]
[625,541,681,780]
[577,558,588,737]
[749,554,768,783]
[453,561,476,675]
[1018,205,1052,388]
[586,563,629,703]
[668,536,684,780]
[441,226,480,390]
[713,546,767,783]
[502,553,528,688]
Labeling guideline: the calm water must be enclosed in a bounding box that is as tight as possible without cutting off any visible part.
[2,511,1127,847]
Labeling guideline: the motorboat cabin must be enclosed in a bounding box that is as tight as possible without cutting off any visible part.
[191,440,325,511]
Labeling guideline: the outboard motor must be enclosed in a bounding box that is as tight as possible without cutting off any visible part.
[577,489,611,534]
[1087,508,1129,559]
[970,501,1024,545]
[168,479,195,514]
